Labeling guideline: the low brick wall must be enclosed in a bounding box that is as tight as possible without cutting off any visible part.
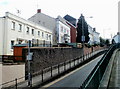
[84,46,106,55]
[22,47,83,74]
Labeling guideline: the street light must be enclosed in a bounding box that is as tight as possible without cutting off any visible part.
[27,40,33,87]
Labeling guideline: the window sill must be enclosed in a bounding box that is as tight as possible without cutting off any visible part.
[10,49,13,52]
[11,29,15,30]
[18,30,22,32]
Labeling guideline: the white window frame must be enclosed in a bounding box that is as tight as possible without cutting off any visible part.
[18,24,22,32]
[38,31,40,36]
[42,32,44,38]
[11,40,14,49]
[32,29,34,35]
[26,27,29,34]
[11,21,15,30]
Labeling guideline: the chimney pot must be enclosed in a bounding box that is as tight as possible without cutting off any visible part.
[37,9,41,13]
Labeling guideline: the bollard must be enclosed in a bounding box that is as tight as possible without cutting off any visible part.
[15,78,17,89]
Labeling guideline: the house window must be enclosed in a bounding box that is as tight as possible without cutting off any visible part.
[61,26,63,32]
[42,32,44,38]
[18,24,22,32]
[64,29,66,33]
[49,35,51,40]
[11,40,14,49]
[11,21,15,30]
[26,27,29,34]
[38,31,40,36]
[46,34,48,40]
[67,30,69,34]
[32,29,34,35]
[43,22,45,26]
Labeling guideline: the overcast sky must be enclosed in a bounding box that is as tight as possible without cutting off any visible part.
[0,0,119,39]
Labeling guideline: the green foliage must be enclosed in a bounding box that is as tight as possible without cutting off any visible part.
[105,39,110,46]
[76,14,90,43]
[85,43,91,48]
[99,37,110,46]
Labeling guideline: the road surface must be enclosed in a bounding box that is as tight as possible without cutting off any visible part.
[41,55,104,89]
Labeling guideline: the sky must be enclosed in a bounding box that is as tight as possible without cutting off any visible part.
[0,0,119,39]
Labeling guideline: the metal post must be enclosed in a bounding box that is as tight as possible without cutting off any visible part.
[58,64,60,74]
[69,60,71,68]
[83,55,84,61]
[74,59,75,66]
[50,41,52,47]
[15,78,17,89]
[64,62,66,71]
[51,66,52,77]
[41,70,43,82]
[28,40,32,87]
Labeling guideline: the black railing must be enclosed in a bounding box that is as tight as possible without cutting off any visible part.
[80,43,120,89]
[0,49,106,89]
[32,40,52,47]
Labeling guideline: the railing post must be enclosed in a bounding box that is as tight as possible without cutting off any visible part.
[58,64,60,74]
[69,60,71,68]
[41,70,43,82]
[77,58,79,65]
[88,53,89,58]
[86,54,87,59]
[64,61,66,71]
[74,59,75,66]
[15,78,17,89]
[83,55,84,61]
[51,66,52,77]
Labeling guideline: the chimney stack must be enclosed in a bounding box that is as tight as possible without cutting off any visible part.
[37,9,41,13]
[93,28,96,32]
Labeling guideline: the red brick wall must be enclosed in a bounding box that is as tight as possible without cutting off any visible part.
[67,22,76,43]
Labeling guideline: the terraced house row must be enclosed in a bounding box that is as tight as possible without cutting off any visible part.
[0,10,72,55]
[0,9,100,55]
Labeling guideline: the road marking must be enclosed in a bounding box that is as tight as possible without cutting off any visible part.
[41,55,103,88]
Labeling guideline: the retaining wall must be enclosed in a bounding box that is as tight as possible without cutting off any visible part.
[22,47,83,75]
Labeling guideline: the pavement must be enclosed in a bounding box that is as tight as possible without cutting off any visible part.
[107,49,120,88]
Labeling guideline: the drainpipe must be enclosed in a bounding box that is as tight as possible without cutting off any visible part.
[3,17,6,55]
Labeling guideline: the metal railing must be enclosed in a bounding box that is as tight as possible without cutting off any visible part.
[80,43,120,89]
[0,48,106,89]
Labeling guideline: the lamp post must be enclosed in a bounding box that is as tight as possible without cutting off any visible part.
[27,40,33,87]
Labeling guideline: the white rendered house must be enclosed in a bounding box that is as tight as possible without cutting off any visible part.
[56,16,71,43]
[28,9,71,44]
[0,12,53,55]
[113,32,120,43]
[88,25,100,45]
